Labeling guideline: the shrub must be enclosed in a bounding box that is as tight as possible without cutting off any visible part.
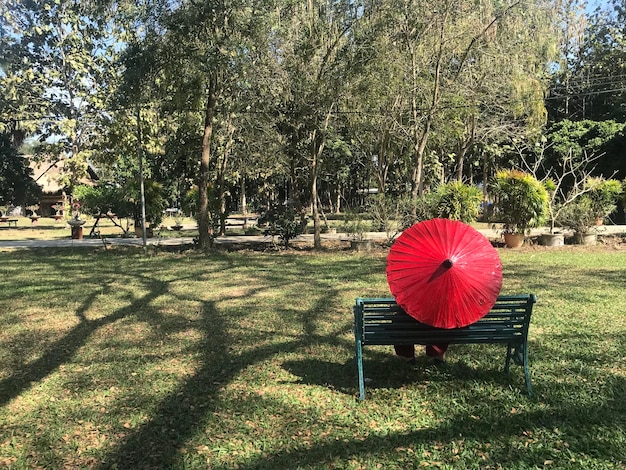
[396,194,439,231]
[433,181,482,223]
[557,196,597,234]
[73,184,134,219]
[258,200,307,248]
[489,170,548,234]
[341,210,370,240]
[585,177,622,222]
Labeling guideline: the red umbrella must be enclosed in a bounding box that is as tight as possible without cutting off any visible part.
[386,218,503,329]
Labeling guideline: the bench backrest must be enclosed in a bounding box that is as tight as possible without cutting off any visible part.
[354,294,536,346]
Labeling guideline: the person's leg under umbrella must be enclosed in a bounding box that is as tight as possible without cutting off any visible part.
[394,344,416,365]
[425,343,448,363]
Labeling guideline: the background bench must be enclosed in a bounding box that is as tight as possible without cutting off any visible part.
[353,294,537,399]
[0,218,18,227]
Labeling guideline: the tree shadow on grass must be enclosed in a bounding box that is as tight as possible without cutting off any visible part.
[97,254,373,468]
[283,343,532,400]
[228,377,626,469]
[0,276,171,407]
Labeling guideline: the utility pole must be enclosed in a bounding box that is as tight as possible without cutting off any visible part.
[136,105,147,249]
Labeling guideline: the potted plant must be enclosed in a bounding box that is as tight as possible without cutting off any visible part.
[489,170,548,248]
[585,177,623,225]
[341,211,373,251]
[171,217,184,231]
[538,179,567,246]
[556,196,599,245]
[51,202,65,221]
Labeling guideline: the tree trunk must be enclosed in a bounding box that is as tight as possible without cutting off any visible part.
[197,77,218,250]
[218,164,227,236]
[456,113,476,182]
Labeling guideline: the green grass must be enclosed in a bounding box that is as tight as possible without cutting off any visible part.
[0,245,625,469]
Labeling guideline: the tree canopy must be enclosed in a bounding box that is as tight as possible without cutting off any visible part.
[2,0,624,240]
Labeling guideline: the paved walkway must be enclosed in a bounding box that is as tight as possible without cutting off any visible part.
[0,226,624,250]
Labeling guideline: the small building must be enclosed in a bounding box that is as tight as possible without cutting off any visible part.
[30,160,98,217]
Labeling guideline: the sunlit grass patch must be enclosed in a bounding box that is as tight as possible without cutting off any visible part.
[0,246,625,468]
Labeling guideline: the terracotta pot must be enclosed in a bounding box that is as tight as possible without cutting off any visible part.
[504,232,525,248]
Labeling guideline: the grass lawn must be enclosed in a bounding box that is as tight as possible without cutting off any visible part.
[0,244,625,468]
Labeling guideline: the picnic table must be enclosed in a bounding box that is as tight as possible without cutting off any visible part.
[0,217,18,227]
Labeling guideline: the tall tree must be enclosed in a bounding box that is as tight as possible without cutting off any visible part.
[119,1,275,249]
[273,0,361,248]
[0,0,122,187]
[547,0,626,122]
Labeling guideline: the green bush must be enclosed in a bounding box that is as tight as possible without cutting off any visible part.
[130,180,166,228]
[585,177,622,221]
[433,181,482,223]
[73,184,134,219]
[557,196,597,234]
[340,210,370,240]
[490,170,548,234]
[396,194,439,231]
[258,201,307,248]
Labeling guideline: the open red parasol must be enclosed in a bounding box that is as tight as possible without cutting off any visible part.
[386,218,502,329]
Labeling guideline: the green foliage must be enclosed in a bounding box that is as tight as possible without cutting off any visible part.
[584,177,623,221]
[490,170,548,234]
[340,210,370,241]
[182,187,199,218]
[183,185,222,236]
[391,182,481,232]
[368,194,402,241]
[396,194,439,231]
[433,181,482,223]
[137,180,166,228]
[0,134,41,207]
[556,196,597,234]
[545,120,626,179]
[549,2,626,122]
[72,184,134,219]
[258,201,307,248]
[0,1,122,185]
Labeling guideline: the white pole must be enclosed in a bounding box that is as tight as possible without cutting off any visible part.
[136,106,147,248]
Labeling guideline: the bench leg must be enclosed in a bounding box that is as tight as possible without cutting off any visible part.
[355,339,365,400]
[505,343,533,397]
[505,344,513,374]
[522,343,533,397]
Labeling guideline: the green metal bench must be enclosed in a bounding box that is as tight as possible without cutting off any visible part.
[353,294,537,400]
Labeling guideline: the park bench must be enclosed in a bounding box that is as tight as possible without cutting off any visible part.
[0,218,18,227]
[353,294,537,399]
